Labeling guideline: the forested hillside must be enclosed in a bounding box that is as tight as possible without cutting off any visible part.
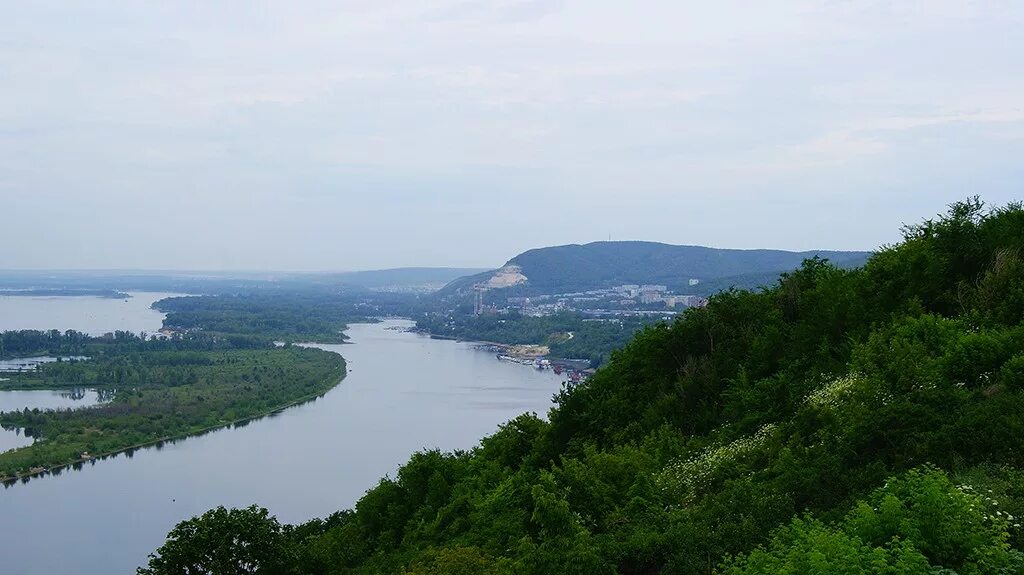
[439,242,869,298]
[144,199,1024,574]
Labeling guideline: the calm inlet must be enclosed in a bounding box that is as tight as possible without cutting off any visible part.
[0,299,564,575]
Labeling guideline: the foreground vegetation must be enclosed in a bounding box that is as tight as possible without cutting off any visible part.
[143,198,1024,574]
[0,332,344,480]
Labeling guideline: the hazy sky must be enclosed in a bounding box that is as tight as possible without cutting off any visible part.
[2,1,1022,271]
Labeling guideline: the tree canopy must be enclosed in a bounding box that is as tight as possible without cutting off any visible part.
[144,199,1024,574]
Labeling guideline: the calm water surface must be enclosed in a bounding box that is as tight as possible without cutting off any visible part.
[0,356,90,372]
[0,388,106,412]
[0,292,177,335]
[0,316,563,574]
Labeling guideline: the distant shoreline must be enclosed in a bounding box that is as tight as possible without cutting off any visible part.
[0,289,130,299]
[414,329,590,368]
[0,362,346,485]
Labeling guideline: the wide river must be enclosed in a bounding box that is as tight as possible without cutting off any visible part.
[0,292,177,335]
[0,296,563,574]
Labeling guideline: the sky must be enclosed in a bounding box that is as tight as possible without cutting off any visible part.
[1,1,1022,271]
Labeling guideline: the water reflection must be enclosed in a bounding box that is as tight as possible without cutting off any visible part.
[0,426,33,454]
[0,387,111,453]
[0,388,108,413]
[0,356,89,373]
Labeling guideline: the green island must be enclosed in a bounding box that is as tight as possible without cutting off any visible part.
[155,293,361,343]
[153,290,418,344]
[140,199,1024,574]
[0,330,345,481]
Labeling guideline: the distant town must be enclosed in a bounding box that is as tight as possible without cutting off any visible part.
[473,282,709,319]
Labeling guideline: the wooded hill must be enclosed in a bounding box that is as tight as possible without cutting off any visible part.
[439,241,869,299]
[144,198,1024,575]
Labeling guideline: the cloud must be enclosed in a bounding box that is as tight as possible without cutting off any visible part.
[0,1,1022,269]
[750,108,1024,174]
[418,0,564,23]
[498,0,565,23]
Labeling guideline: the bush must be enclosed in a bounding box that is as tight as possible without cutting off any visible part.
[725,467,1018,575]
[1000,355,1024,391]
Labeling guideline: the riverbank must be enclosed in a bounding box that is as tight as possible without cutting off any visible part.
[0,345,346,482]
[413,312,659,369]
[2,367,345,484]
[414,328,595,379]
[416,329,547,357]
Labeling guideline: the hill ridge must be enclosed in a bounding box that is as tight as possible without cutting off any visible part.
[441,241,871,298]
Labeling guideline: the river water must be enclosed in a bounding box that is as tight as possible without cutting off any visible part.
[0,292,177,335]
[0,292,172,457]
[0,297,563,574]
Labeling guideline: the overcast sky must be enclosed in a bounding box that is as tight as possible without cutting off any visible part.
[1,1,1022,271]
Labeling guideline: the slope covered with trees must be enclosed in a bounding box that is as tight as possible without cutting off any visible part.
[144,199,1024,574]
[439,242,869,299]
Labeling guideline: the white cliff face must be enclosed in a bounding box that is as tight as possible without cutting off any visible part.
[484,265,527,289]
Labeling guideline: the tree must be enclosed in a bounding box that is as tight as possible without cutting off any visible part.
[138,505,294,575]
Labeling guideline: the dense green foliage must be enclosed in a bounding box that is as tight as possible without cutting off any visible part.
[0,328,266,361]
[145,199,1024,574]
[416,312,658,366]
[156,294,368,343]
[155,291,425,343]
[722,467,1023,574]
[138,506,300,575]
[0,332,344,480]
